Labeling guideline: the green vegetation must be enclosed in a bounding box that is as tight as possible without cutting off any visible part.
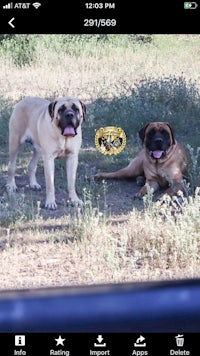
[0,35,199,290]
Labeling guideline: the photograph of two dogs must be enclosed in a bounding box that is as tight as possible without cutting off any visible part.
[7,95,188,209]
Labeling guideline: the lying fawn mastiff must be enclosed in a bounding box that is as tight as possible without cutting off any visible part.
[92,122,188,198]
[7,96,86,209]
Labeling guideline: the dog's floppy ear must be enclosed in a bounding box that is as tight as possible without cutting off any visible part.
[79,100,86,121]
[48,101,57,120]
[165,122,176,145]
[139,123,150,143]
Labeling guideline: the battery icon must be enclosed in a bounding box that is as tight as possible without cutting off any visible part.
[184,2,198,9]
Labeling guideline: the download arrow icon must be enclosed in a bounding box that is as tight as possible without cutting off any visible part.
[94,335,106,347]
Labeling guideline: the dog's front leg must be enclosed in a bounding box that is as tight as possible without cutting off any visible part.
[66,153,83,206]
[43,156,57,209]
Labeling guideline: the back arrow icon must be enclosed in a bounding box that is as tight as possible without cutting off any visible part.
[8,17,15,28]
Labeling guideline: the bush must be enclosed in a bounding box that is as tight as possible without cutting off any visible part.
[0,34,154,66]
[0,35,37,67]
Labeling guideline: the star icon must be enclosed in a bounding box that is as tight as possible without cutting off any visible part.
[55,335,66,346]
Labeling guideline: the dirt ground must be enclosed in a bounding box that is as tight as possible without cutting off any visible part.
[0,143,166,223]
[2,175,144,219]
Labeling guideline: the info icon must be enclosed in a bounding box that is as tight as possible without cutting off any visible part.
[15,335,25,346]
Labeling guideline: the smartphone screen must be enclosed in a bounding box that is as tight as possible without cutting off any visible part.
[0,1,200,354]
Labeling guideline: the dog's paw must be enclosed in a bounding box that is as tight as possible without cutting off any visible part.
[136,176,146,187]
[88,174,99,181]
[89,172,106,180]
[69,198,84,207]
[30,182,42,190]
[133,192,143,200]
[134,187,147,199]
[45,201,57,210]
[6,183,17,192]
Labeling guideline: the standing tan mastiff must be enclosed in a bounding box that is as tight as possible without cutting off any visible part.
[7,96,86,209]
[93,122,188,198]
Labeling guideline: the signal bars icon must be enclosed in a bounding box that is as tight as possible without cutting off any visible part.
[3,2,41,9]
[3,2,13,9]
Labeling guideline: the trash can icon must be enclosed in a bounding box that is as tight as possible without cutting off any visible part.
[175,335,184,347]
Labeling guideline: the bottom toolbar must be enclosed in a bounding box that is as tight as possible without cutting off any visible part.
[1,333,198,355]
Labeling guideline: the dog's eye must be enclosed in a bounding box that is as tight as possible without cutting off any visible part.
[147,128,156,138]
[72,104,79,112]
[58,105,66,114]
[160,129,170,139]
[160,129,166,135]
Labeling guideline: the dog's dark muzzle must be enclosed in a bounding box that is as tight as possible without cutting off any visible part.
[154,137,164,149]
[59,110,79,137]
[148,135,170,159]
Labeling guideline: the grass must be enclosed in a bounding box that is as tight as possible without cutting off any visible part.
[0,34,200,290]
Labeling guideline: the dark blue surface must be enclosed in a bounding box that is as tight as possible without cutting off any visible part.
[0,279,200,332]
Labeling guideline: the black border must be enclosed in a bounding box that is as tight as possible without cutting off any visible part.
[0,0,199,34]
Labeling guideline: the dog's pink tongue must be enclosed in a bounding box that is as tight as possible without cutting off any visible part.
[153,150,163,159]
[63,126,76,136]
